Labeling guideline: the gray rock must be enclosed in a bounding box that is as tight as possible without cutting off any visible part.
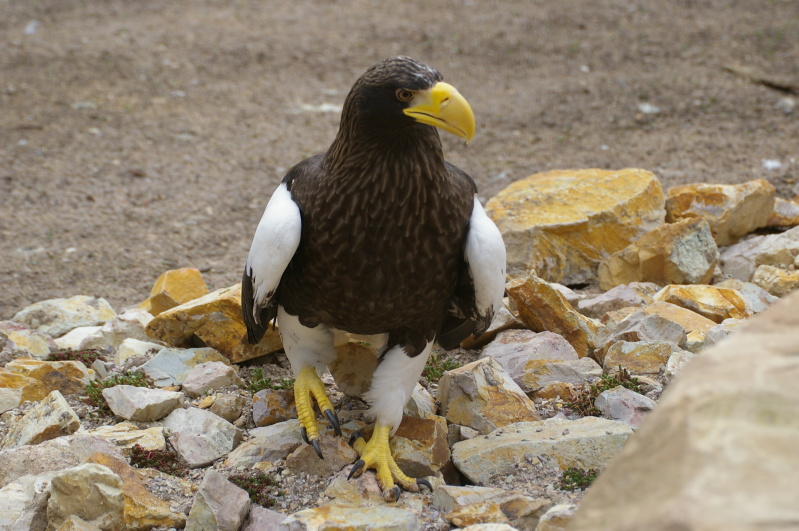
[185,469,250,531]
[140,347,230,387]
[285,435,358,477]
[0,391,80,450]
[664,349,697,382]
[577,282,659,319]
[719,234,773,281]
[46,463,124,531]
[570,289,799,530]
[224,420,304,468]
[480,330,578,390]
[0,321,58,363]
[601,310,688,351]
[595,386,657,429]
[452,417,633,484]
[161,407,242,468]
[210,393,247,423]
[434,484,552,530]
[0,434,124,489]
[12,295,117,338]
[244,505,286,530]
[715,279,778,314]
[102,385,183,422]
[182,361,245,398]
[279,505,422,530]
[0,472,55,531]
[113,338,165,370]
[702,318,742,349]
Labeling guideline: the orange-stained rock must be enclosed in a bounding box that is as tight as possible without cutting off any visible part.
[603,341,680,375]
[653,284,749,323]
[3,358,93,396]
[329,336,380,398]
[506,275,603,358]
[145,283,282,363]
[752,265,799,297]
[438,357,539,435]
[391,414,450,477]
[598,218,718,290]
[0,370,47,412]
[766,197,799,228]
[665,179,775,246]
[485,168,665,283]
[252,388,296,427]
[138,268,210,317]
[87,452,187,530]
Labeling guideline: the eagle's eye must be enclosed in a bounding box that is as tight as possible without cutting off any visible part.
[395,88,414,102]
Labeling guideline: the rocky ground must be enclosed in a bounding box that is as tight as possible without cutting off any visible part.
[3,167,799,530]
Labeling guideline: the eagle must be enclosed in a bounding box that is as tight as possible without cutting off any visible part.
[242,56,506,500]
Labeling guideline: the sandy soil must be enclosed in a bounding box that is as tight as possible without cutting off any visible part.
[2,0,798,319]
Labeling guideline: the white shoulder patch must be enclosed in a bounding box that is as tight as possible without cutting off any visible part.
[464,196,506,320]
[246,183,302,310]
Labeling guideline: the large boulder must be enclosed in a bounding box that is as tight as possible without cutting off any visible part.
[571,290,799,530]
[485,168,665,283]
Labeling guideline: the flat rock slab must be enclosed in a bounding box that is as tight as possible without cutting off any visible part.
[12,295,117,338]
[595,386,657,429]
[182,361,244,398]
[452,417,633,484]
[3,358,93,397]
[485,168,665,283]
[279,505,422,531]
[102,385,183,422]
[161,407,242,468]
[571,289,799,530]
[140,346,229,387]
[87,422,167,455]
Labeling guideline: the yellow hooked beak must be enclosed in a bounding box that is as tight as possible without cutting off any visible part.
[403,82,475,143]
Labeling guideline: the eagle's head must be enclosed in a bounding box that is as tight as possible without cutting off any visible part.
[340,56,475,144]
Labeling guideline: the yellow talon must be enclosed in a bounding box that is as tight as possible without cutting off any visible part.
[294,366,340,450]
[349,423,421,500]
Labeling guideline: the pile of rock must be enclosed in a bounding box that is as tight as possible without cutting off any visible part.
[1,168,798,530]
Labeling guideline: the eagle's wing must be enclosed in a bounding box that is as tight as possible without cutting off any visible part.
[438,195,506,348]
[242,182,302,344]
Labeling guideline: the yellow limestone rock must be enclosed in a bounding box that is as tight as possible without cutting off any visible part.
[766,197,799,228]
[640,301,716,340]
[145,283,282,363]
[506,275,603,358]
[0,370,47,412]
[3,358,93,396]
[752,265,799,297]
[329,335,380,398]
[598,218,718,290]
[138,268,210,317]
[485,168,665,283]
[665,179,775,246]
[653,285,749,323]
[88,453,187,530]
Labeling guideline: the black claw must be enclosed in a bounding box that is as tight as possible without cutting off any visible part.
[386,485,401,502]
[312,438,324,459]
[324,409,342,436]
[416,478,433,492]
[300,427,309,445]
[347,459,365,480]
[347,429,363,447]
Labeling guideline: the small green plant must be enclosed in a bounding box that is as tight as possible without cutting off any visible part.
[247,367,295,393]
[567,366,641,417]
[423,353,460,383]
[129,444,188,477]
[228,470,283,507]
[84,371,153,414]
[47,348,106,367]
[558,467,598,490]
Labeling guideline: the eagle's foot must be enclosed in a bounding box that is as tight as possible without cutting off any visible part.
[294,366,342,458]
[347,424,431,501]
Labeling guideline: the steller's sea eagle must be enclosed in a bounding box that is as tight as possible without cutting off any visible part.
[242,56,506,500]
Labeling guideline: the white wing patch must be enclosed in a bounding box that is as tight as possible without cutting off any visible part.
[464,196,506,321]
[246,183,302,313]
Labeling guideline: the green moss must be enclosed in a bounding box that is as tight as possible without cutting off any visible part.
[129,444,188,477]
[228,470,283,507]
[247,367,295,393]
[558,467,599,490]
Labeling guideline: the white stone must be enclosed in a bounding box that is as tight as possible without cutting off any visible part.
[535,504,577,531]
[161,407,242,468]
[53,326,103,351]
[102,385,183,422]
[0,391,80,451]
[664,349,697,382]
[0,472,55,531]
[185,469,250,531]
[140,347,229,387]
[46,463,124,531]
[12,295,117,338]
[114,338,165,370]
[279,505,422,531]
[595,386,657,429]
[224,420,304,468]
[403,383,437,419]
[181,361,245,398]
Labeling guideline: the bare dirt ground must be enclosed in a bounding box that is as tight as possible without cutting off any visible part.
[1,0,798,319]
